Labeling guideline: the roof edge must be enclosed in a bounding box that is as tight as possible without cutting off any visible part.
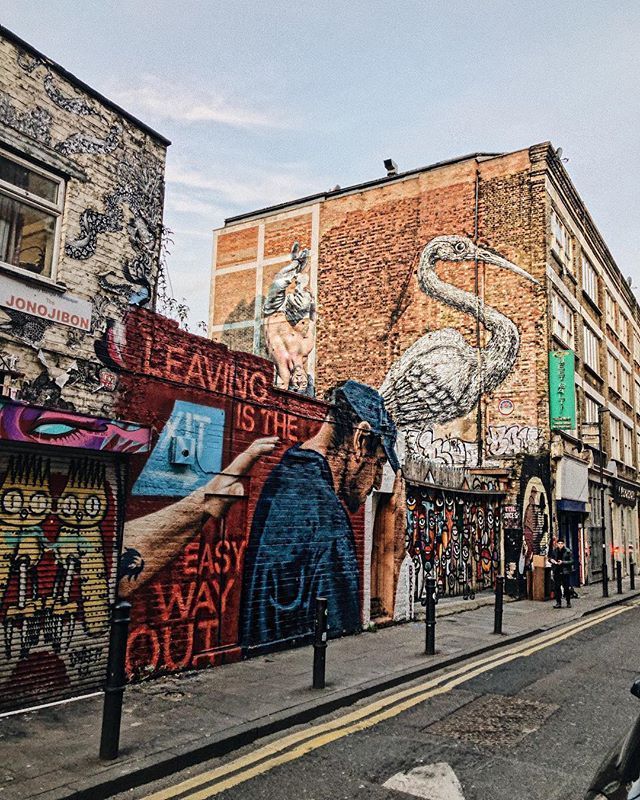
[0,24,171,147]
[223,151,503,226]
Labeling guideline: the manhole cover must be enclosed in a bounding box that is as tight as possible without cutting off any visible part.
[427,694,558,747]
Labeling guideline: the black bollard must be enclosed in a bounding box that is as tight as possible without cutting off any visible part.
[616,560,623,595]
[602,560,609,598]
[312,597,328,689]
[493,576,504,635]
[425,576,437,656]
[630,559,636,590]
[99,599,131,760]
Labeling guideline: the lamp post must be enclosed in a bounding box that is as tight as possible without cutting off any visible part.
[597,405,610,598]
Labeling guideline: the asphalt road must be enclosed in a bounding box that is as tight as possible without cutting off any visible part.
[125,601,640,800]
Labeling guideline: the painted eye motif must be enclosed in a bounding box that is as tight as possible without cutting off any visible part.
[455,241,466,253]
[58,495,78,515]
[1,489,23,514]
[31,422,77,437]
[84,495,102,517]
[29,493,51,515]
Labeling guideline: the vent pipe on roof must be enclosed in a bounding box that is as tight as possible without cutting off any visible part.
[384,158,398,177]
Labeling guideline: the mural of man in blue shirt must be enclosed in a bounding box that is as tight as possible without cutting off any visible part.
[240,380,399,653]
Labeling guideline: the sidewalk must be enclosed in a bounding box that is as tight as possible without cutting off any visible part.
[1,580,637,800]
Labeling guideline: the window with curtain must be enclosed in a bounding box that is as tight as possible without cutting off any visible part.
[0,149,64,279]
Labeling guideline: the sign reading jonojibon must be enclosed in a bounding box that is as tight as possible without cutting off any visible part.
[549,350,576,431]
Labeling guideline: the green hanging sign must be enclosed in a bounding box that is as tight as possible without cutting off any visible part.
[549,350,576,430]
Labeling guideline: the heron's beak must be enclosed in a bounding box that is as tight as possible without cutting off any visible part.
[475,245,540,286]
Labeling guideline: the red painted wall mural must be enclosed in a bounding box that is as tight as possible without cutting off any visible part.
[111,310,395,679]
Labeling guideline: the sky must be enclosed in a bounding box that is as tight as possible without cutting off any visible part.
[3,1,639,326]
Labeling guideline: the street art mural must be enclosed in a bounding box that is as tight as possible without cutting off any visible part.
[263,242,316,396]
[504,456,552,590]
[381,235,539,467]
[240,380,398,651]
[405,484,500,603]
[0,451,122,710]
[112,312,395,676]
[0,399,150,454]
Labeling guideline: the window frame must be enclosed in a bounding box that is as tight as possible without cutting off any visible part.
[0,147,65,283]
[621,364,631,403]
[610,416,621,461]
[607,350,619,393]
[581,253,598,303]
[550,207,574,270]
[551,291,575,348]
[623,424,634,466]
[583,323,600,373]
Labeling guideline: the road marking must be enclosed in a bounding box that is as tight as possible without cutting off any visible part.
[383,763,466,799]
[143,603,635,800]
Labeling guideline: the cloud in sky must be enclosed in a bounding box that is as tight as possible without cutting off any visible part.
[110,74,283,129]
[165,160,324,212]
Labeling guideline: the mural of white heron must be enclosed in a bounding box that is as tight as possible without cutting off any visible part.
[380,235,539,431]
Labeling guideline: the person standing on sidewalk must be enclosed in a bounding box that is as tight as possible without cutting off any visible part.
[550,538,573,608]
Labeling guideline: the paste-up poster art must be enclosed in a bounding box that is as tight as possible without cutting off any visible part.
[518,456,551,572]
[0,451,122,711]
[262,242,316,396]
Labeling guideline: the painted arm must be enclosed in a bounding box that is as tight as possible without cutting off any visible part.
[118,436,279,597]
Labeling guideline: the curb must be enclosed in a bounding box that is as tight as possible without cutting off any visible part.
[48,590,640,800]
[60,627,543,800]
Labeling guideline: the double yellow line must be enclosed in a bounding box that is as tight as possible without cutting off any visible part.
[144,601,638,800]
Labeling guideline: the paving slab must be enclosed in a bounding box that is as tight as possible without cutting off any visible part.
[0,579,636,800]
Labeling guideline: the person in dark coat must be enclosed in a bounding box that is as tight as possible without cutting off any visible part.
[550,538,573,608]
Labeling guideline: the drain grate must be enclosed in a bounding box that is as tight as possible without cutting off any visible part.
[427,694,558,747]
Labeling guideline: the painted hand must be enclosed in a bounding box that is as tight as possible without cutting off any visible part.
[203,436,279,518]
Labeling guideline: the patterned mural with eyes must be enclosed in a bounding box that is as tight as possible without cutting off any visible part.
[0,405,137,710]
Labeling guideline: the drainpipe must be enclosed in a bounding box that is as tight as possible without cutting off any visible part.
[473,165,483,466]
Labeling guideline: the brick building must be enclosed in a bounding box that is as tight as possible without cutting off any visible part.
[211,142,640,620]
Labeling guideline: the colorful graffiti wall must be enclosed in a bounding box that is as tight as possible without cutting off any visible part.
[114,310,390,678]
[0,447,123,711]
[405,483,500,603]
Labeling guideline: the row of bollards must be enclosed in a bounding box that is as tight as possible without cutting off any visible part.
[100,560,636,761]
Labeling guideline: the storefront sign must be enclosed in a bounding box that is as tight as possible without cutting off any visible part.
[613,479,637,507]
[0,272,92,331]
[549,350,576,430]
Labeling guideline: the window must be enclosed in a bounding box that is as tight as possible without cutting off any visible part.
[636,430,640,465]
[621,365,631,403]
[0,149,64,279]
[581,254,598,302]
[605,291,616,329]
[551,207,573,269]
[584,394,600,424]
[634,332,640,364]
[619,314,629,348]
[583,324,600,372]
[551,292,574,347]
[607,351,619,392]
[635,378,640,414]
[623,425,634,465]
[610,416,621,461]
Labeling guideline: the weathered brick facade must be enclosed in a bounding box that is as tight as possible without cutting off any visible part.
[0,25,168,417]
[212,143,640,616]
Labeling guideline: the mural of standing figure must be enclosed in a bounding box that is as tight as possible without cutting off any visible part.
[0,455,51,658]
[52,459,111,640]
[240,380,399,651]
[263,242,316,395]
[381,236,539,435]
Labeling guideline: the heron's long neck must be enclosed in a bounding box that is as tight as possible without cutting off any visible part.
[419,257,519,390]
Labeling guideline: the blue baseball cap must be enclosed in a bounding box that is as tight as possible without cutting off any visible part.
[336,380,400,472]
